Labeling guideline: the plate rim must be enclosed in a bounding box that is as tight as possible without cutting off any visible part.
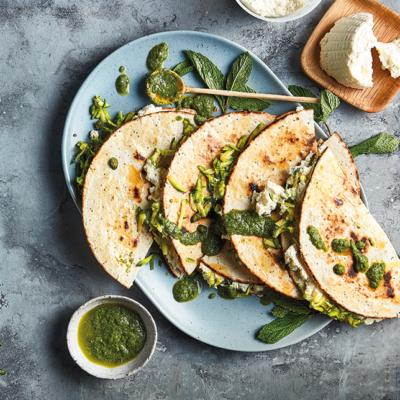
[62,30,370,351]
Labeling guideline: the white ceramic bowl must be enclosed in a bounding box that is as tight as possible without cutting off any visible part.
[235,0,321,23]
[67,295,157,379]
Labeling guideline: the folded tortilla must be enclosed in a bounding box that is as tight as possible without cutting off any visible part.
[163,111,276,277]
[223,109,317,299]
[299,147,400,319]
[83,110,196,288]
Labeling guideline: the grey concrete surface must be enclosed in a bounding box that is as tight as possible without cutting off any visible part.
[1,0,400,398]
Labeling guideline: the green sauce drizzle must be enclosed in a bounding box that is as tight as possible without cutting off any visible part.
[307,226,328,252]
[78,304,147,367]
[147,42,169,73]
[350,240,369,273]
[173,273,201,303]
[146,68,182,105]
[208,293,216,300]
[333,263,345,275]
[331,239,350,253]
[217,284,238,300]
[366,262,386,289]
[201,216,226,256]
[182,94,215,125]
[115,66,130,96]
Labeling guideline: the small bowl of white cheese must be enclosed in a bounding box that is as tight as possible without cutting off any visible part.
[236,0,321,23]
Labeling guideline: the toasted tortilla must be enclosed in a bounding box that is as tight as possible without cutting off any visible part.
[163,111,276,276]
[223,109,317,299]
[299,148,400,319]
[83,110,196,288]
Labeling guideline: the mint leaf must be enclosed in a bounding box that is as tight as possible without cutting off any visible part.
[257,313,312,344]
[263,287,312,315]
[321,90,340,123]
[226,52,253,109]
[185,50,226,110]
[229,84,273,112]
[349,132,400,158]
[288,85,324,122]
[271,305,289,318]
[172,60,194,77]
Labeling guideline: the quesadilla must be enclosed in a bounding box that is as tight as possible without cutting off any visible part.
[162,111,276,278]
[222,109,317,299]
[82,109,196,288]
[299,147,400,320]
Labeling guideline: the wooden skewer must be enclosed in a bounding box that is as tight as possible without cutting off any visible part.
[185,87,321,104]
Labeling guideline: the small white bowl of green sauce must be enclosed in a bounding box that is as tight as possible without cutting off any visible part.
[67,295,157,379]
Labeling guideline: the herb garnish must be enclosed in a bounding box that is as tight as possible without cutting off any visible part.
[349,132,400,158]
[257,287,313,344]
[173,60,194,77]
[288,86,340,134]
[185,50,226,111]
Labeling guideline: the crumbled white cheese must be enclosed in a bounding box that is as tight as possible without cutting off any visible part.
[143,161,167,202]
[251,285,265,293]
[376,39,400,79]
[137,104,163,118]
[252,180,284,216]
[240,0,307,18]
[296,105,304,111]
[89,130,99,140]
[317,139,327,155]
[231,281,250,292]
[221,234,230,240]
[198,262,226,287]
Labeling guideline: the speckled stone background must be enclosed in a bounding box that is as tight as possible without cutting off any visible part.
[1,0,400,398]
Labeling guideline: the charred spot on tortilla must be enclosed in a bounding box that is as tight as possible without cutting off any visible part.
[334,197,343,206]
[347,262,358,278]
[350,232,359,242]
[304,135,316,149]
[250,182,260,193]
[133,187,141,201]
[132,239,138,247]
[134,150,145,161]
[181,227,188,233]
[120,236,124,241]
[125,221,130,230]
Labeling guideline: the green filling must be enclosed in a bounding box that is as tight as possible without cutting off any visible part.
[366,262,386,289]
[307,226,327,251]
[82,304,147,365]
[147,42,169,72]
[172,273,200,303]
[350,240,369,273]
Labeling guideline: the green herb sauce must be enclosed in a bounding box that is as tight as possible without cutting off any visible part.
[146,68,183,105]
[350,241,369,273]
[366,262,386,289]
[331,239,350,253]
[109,157,118,170]
[208,293,216,300]
[333,263,345,275]
[201,216,226,256]
[115,66,130,96]
[307,226,328,251]
[223,210,276,238]
[147,42,169,73]
[78,304,147,367]
[356,241,366,250]
[173,274,201,303]
[217,284,238,300]
[182,94,214,125]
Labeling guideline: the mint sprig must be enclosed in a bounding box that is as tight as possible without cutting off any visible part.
[257,313,312,344]
[349,132,400,158]
[172,60,194,77]
[185,50,226,110]
[288,86,340,129]
[257,287,314,344]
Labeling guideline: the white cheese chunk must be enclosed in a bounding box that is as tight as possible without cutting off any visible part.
[376,39,400,79]
[137,104,163,117]
[239,0,307,18]
[252,180,284,216]
[320,13,377,89]
[143,161,167,202]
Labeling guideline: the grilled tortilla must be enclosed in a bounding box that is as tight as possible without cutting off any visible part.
[223,109,317,299]
[163,111,276,277]
[83,110,195,288]
[299,147,400,319]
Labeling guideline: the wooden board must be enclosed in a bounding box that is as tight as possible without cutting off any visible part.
[301,0,400,113]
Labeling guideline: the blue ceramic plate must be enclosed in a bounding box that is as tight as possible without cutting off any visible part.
[62,31,366,351]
